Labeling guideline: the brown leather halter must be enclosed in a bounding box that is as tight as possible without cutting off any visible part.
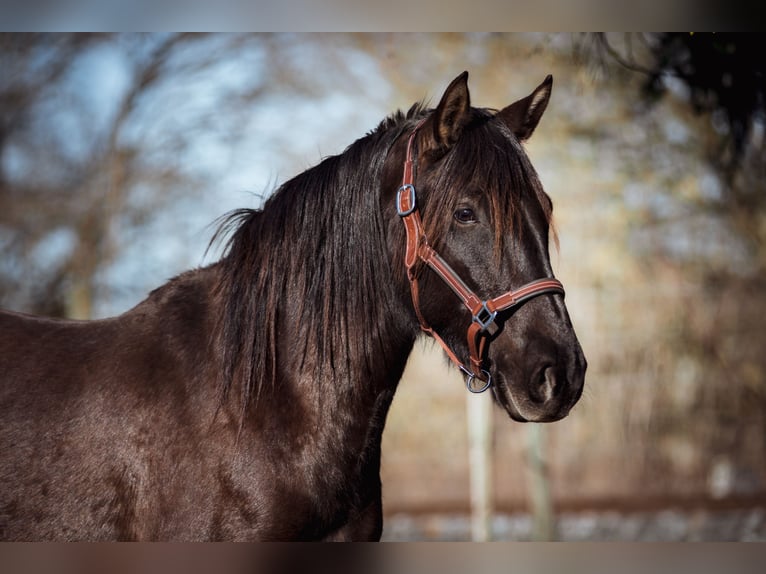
[396,121,565,393]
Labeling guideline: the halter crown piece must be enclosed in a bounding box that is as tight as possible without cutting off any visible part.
[396,119,565,393]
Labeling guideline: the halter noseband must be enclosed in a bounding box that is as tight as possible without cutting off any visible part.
[396,120,565,393]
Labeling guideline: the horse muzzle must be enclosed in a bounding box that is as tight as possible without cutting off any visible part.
[491,343,587,423]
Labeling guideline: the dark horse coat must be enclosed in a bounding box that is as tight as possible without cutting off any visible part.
[0,72,586,540]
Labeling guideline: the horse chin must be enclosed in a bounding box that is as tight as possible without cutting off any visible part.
[491,371,571,423]
[490,373,530,422]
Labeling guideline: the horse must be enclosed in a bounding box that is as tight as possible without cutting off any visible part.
[0,71,586,541]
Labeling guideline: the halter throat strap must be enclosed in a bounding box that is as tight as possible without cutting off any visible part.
[396,121,565,392]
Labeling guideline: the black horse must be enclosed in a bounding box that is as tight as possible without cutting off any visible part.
[0,72,586,541]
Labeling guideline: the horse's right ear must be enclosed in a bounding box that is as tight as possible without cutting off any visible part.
[420,71,471,155]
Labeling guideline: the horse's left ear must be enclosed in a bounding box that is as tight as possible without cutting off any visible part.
[497,75,553,141]
[420,71,471,155]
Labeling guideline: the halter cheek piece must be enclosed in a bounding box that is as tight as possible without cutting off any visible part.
[396,120,565,393]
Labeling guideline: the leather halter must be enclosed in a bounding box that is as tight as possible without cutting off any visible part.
[396,121,565,393]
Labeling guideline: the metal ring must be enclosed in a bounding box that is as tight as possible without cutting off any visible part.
[396,184,417,216]
[465,369,492,394]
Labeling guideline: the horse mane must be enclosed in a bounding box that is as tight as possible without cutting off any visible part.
[213,102,554,416]
[213,104,423,415]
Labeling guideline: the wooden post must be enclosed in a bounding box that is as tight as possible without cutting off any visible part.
[466,390,493,541]
[526,423,556,540]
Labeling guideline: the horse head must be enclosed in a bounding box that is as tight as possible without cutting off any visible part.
[384,72,586,422]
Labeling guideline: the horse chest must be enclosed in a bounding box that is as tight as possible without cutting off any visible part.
[236,391,392,540]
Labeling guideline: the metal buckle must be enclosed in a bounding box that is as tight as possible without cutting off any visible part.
[396,184,416,217]
[472,301,498,332]
[461,366,492,393]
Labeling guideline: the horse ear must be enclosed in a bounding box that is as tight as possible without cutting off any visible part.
[497,75,553,141]
[422,71,471,153]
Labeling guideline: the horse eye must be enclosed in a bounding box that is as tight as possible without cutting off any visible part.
[454,207,477,224]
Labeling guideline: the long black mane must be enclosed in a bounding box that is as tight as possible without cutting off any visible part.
[214,106,418,415]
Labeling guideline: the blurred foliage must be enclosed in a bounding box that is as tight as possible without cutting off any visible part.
[594,34,764,164]
[0,33,409,318]
[1,34,216,316]
[641,34,764,166]
[589,33,766,274]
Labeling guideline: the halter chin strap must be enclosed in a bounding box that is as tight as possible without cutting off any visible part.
[396,121,565,393]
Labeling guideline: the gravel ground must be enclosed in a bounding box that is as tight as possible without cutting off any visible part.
[382,507,766,541]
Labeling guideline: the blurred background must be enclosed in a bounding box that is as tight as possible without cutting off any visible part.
[1,33,764,540]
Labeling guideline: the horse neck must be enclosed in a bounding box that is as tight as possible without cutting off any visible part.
[252,265,415,451]
[211,237,416,465]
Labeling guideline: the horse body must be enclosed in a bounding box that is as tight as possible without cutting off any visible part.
[1,265,402,540]
[0,72,586,540]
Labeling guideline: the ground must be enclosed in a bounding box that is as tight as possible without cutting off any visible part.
[382,507,766,541]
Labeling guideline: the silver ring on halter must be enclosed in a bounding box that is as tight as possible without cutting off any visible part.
[462,367,492,393]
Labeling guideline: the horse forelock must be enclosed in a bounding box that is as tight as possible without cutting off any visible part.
[416,108,555,260]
